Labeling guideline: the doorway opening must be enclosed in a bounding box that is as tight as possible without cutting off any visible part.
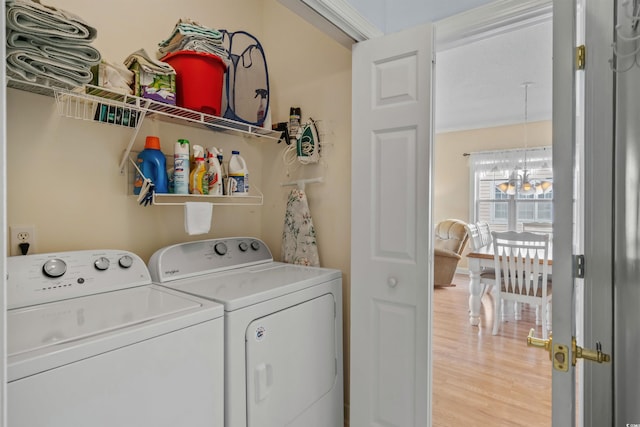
[432,3,554,424]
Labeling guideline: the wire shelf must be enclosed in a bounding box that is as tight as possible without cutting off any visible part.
[8,78,283,140]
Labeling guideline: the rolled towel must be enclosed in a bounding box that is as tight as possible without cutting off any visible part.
[6,0,97,42]
[7,30,101,66]
[7,48,93,88]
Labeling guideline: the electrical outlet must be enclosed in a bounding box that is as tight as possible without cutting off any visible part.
[10,225,36,256]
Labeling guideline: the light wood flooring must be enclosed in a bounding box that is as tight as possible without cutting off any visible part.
[432,273,552,427]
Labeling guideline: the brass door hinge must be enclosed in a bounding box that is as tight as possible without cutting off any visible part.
[576,45,586,70]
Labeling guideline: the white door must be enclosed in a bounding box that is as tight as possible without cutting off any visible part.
[552,0,614,425]
[350,23,433,427]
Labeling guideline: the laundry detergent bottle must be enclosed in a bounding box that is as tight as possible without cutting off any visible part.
[206,147,223,195]
[228,150,249,195]
[133,136,168,194]
[189,145,208,195]
[173,139,190,194]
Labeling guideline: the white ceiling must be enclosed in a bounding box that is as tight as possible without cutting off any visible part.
[434,19,553,132]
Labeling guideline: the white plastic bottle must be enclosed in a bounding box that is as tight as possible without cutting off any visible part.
[228,150,248,195]
[206,147,223,195]
[173,139,190,194]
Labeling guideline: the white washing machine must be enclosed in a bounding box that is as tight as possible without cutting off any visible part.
[7,249,224,427]
[148,237,343,427]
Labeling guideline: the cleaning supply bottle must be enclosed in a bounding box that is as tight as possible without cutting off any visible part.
[217,150,228,195]
[133,136,168,194]
[173,139,190,194]
[228,150,249,195]
[255,89,268,125]
[289,106,301,143]
[189,145,208,195]
[206,147,223,195]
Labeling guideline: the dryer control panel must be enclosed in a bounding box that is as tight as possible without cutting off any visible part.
[148,237,273,282]
[7,250,151,309]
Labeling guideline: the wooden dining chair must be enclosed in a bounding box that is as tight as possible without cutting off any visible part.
[478,222,492,247]
[464,222,495,295]
[491,230,552,339]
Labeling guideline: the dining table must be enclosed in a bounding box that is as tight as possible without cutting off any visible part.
[466,244,553,326]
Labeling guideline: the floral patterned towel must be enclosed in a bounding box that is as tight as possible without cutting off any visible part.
[281,189,320,267]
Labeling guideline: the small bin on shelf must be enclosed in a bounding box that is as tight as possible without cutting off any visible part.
[161,51,227,116]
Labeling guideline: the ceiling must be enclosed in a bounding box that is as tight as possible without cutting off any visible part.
[434,19,553,132]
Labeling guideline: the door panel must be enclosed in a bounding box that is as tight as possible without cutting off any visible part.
[351,22,433,427]
[245,294,337,427]
[373,128,417,260]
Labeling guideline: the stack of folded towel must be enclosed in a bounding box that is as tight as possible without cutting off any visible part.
[158,18,229,63]
[5,0,101,89]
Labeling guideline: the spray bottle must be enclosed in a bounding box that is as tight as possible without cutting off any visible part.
[255,89,268,125]
[206,147,223,195]
[173,139,190,194]
[189,145,208,195]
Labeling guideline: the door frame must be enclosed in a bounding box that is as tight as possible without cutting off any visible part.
[580,0,615,425]
[1,3,7,426]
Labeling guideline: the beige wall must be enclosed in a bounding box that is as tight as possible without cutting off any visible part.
[6,0,352,417]
[434,120,552,267]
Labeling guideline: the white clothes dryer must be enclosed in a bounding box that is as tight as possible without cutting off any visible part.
[7,249,224,427]
[148,237,344,427]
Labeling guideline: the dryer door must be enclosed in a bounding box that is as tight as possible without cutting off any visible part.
[246,293,338,427]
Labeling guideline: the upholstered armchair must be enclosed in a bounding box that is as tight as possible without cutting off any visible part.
[434,219,469,286]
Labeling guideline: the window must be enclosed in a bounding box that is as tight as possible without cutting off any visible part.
[470,147,553,234]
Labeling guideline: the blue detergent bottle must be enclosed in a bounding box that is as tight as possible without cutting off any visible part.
[133,136,169,194]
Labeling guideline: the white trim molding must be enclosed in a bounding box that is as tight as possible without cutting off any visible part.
[277,0,383,48]
[435,0,552,51]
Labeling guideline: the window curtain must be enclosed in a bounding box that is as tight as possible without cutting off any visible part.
[468,146,553,175]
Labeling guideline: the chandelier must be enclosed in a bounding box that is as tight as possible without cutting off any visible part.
[496,82,553,196]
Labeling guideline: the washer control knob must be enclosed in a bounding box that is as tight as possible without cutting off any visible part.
[43,259,67,278]
[94,257,110,271]
[251,241,261,251]
[214,242,228,256]
[119,255,133,268]
[238,242,249,252]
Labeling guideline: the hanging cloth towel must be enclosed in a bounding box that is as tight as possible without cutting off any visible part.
[281,189,320,267]
[184,202,213,235]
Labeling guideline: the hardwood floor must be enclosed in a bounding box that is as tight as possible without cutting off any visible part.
[432,273,552,427]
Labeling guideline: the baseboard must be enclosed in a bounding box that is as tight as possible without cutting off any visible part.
[455,267,469,276]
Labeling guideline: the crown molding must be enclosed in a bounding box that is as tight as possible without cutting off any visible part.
[277,0,383,48]
[435,0,552,51]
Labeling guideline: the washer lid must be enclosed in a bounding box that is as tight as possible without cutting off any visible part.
[8,285,223,381]
[160,262,341,311]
